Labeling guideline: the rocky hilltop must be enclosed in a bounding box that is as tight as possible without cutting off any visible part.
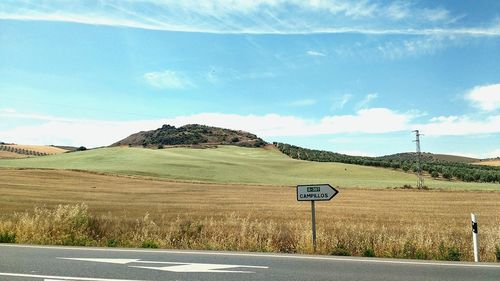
[111,124,266,148]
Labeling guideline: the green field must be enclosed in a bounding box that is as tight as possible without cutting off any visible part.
[0,146,497,189]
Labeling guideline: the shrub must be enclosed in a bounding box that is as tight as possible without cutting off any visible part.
[77,146,87,151]
[0,232,16,243]
[446,247,460,261]
[495,245,500,262]
[141,240,158,248]
[157,144,164,149]
[331,243,350,256]
[362,247,375,257]
[106,239,118,247]
[431,171,439,178]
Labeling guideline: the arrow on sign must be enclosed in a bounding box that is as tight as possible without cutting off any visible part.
[59,258,268,273]
[296,184,339,201]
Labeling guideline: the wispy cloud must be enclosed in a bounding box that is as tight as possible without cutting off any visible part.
[356,93,378,109]
[331,94,352,110]
[466,84,500,112]
[377,36,448,59]
[1,1,499,36]
[306,50,326,57]
[143,70,194,90]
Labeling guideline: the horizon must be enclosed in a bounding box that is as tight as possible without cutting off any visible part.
[1,0,499,158]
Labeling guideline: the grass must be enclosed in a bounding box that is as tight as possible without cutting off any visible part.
[0,146,497,190]
[0,169,499,261]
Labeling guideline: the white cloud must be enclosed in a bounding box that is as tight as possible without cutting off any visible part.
[466,84,500,111]
[1,108,498,148]
[306,50,326,57]
[288,99,317,107]
[337,150,374,157]
[356,93,378,109]
[417,114,500,136]
[487,148,500,158]
[143,70,194,89]
[0,1,498,36]
[0,108,415,147]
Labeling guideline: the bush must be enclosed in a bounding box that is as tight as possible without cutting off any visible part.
[157,144,164,149]
[431,171,439,178]
[331,243,350,256]
[141,240,158,248]
[106,239,118,247]
[495,245,500,262]
[0,232,16,243]
[446,247,460,261]
[77,146,87,151]
[362,247,375,257]
[231,137,240,143]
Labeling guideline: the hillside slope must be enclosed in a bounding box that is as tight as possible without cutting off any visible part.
[112,124,266,148]
[0,146,497,190]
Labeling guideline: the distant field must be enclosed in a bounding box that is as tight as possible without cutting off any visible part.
[474,160,500,167]
[0,146,497,190]
[0,151,28,159]
[0,169,499,261]
[3,144,68,154]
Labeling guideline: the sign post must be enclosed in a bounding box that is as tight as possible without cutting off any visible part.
[471,213,479,262]
[297,184,339,252]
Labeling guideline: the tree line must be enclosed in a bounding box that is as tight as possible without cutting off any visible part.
[273,142,500,184]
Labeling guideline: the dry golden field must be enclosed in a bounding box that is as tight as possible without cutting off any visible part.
[475,160,500,167]
[0,151,27,159]
[0,168,499,261]
[3,144,68,154]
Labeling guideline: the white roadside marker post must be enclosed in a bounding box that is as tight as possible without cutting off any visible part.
[471,213,479,262]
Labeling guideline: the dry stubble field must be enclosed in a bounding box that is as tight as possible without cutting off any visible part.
[1,168,499,261]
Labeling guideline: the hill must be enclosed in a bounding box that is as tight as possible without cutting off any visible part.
[112,124,266,148]
[0,145,498,190]
[274,142,499,184]
[377,152,479,164]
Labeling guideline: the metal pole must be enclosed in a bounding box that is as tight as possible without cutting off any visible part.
[471,213,479,262]
[311,201,317,252]
[413,130,424,189]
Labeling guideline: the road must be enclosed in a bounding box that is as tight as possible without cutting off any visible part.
[0,244,499,281]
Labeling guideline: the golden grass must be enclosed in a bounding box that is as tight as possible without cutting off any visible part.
[4,144,67,154]
[474,160,500,167]
[0,168,499,261]
[0,151,28,159]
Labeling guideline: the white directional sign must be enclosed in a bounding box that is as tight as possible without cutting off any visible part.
[296,184,339,201]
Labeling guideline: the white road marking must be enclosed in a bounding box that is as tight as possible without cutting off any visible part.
[3,244,500,269]
[0,272,146,281]
[59,257,268,273]
[131,264,254,273]
[60,258,140,264]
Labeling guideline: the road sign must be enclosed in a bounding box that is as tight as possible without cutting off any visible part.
[296,184,339,201]
[296,183,339,252]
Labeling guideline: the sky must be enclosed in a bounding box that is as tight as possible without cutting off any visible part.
[0,0,499,158]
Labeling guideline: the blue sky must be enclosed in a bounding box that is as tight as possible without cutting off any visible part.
[0,0,499,158]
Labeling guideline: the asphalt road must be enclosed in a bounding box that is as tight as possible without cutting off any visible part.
[1,244,499,281]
